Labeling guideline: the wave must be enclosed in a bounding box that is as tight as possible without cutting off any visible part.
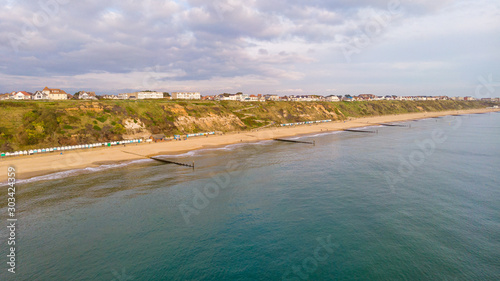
[8,159,154,185]
[305,131,343,138]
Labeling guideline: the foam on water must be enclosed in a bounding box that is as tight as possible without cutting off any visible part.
[12,158,153,185]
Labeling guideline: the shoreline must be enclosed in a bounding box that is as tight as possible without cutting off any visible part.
[1,107,499,183]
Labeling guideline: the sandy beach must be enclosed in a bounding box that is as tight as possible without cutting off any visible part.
[1,107,498,182]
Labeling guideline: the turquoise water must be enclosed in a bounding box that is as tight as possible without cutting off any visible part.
[1,113,499,280]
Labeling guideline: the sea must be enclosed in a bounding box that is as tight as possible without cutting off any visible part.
[1,112,499,280]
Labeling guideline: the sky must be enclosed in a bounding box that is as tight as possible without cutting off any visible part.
[0,0,499,97]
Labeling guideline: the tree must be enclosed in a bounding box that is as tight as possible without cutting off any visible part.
[163,92,170,98]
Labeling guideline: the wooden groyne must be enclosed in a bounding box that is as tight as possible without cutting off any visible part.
[122,151,194,168]
[344,129,378,134]
[150,157,195,168]
[274,139,315,145]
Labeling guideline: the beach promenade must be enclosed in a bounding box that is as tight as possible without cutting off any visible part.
[1,107,498,182]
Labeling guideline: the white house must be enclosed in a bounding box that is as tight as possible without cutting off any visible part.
[78,91,97,100]
[171,92,201,100]
[136,91,164,99]
[118,91,164,99]
[102,95,119,99]
[118,93,134,99]
[242,95,259,102]
[264,95,280,101]
[326,95,340,102]
[43,87,68,100]
[33,90,49,100]
[13,91,32,100]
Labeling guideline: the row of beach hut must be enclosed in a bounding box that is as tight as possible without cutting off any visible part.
[0,139,144,158]
[186,131,216,138]
[280,119,332,127]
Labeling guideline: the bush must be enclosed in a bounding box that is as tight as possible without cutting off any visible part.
[112,124,126,134]
[96,116,108,123]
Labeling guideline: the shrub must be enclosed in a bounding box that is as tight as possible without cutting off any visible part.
[96,116,108,123]
[112,124,126,134]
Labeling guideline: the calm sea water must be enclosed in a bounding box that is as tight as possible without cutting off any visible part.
[1,112,499,280]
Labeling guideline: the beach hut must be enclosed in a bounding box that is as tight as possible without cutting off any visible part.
[1,153,5,157]
[24,151,28,155]
[150,134,166,142]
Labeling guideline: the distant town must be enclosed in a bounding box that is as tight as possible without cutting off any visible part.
[1,86,499,102]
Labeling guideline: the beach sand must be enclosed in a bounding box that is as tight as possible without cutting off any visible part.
[1,108,499,182]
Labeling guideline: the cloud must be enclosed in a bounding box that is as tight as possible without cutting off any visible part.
[0,0,498,96]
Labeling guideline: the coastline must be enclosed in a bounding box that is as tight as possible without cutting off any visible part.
[1,107,499,183]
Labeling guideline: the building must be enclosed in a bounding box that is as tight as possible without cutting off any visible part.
[241,94,260,102]
[0,93,11,100]
[325,95,340,102]
[358,94,377,100]
[13,91,32,100]
[264,94,280,101]
[101,95,119,100]
[217,93,242,101]
[78,91,97,100]
[118,91,164,100]
[136,91,164,99]
[201,95,216,100]
[150,134,166,142]
[118,93,135,99]
[290,95,319,101]
[171,92,201,100]
[33,90,49,100]
[42,87,68,100]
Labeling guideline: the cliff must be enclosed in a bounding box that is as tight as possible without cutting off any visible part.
[0,99,494,151]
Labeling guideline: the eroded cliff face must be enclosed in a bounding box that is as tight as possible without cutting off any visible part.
[122,118,151,140]
[175,114,246,133]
